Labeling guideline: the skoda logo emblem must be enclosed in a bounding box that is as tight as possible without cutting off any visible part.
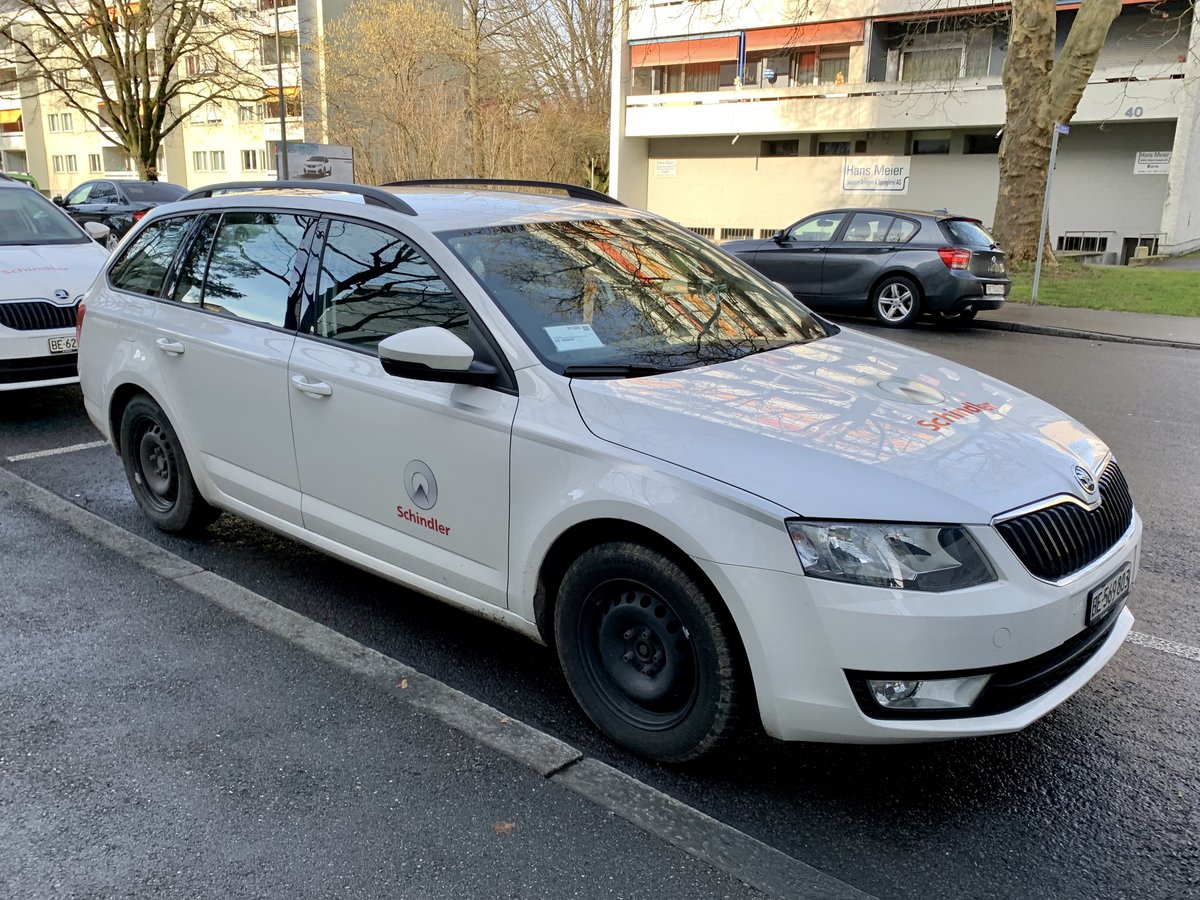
[1074,465,1097,495]
[54,288,70,301]
[404,460,438,510]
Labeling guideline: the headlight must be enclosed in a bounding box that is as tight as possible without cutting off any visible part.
[786,520,996,591]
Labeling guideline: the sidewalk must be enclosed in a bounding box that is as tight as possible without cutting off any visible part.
[979,302,1200,349]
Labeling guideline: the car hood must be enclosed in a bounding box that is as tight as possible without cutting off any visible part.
[569,330,1110,524]
[0,242,109,302]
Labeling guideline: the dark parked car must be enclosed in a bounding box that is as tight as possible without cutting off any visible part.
[722,208,1011,328]
[54,179,186,250]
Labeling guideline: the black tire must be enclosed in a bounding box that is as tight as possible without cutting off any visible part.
[119,394,219,533]
[554,542,745,763]
[871,275,922,327]
[932,308,978,328]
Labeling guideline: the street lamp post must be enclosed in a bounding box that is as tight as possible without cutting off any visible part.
[273,0,288,180]
[1031,122,1069,306]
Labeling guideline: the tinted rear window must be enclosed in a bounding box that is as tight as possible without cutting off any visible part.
[122,182,186,202]
[941,219,996,247]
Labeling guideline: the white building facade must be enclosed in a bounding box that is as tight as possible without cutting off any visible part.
[610,0,1200,262]
[0,0,348,196]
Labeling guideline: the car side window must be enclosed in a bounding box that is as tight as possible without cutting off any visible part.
[90,183,118,203]
[843,213,894,243]
[787,213,845,242]
[65,184,93,205]
[885,218,920,243]
[108,216,196,297]
[200,211,313,327]
[168,215,218,306]
[309,219,469,349]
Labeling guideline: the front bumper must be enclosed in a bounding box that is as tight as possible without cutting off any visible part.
[0,328,79,390]
[695,513,1141,743]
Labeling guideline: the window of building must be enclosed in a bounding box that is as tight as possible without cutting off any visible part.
[720,227,755,241]
[202,212,313,326]
[964,133,1002,154]
[311,220,467,348]
[260,32,300,67]
[185,54,217,77]
[88,153,103,173]
[817,48,850,85]
[912,138,951,154]
[896,28,992,82]
[0,66,18,95]
[761,139,799,157]
[263,87,301,119]
[101,146,133,172]
[239,103,265,123]
[192,150,208,171]
[210,150,226,172]
[0,111,21,134]
[241,149,267,171]
[817,141,851,156]
[51,154,77,173]
[1057,234,1109,253]
[258,0,297,9]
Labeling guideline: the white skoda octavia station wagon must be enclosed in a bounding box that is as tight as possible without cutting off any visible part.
[78,180,1139,762]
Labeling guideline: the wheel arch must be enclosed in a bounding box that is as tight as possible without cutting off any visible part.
[107,382,157,455]
[868,268,924,303]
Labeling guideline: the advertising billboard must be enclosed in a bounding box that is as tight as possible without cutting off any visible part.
[277,142,354,183]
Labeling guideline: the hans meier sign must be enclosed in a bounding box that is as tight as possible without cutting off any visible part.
[1134,151,1171,175]
[842,156,911,194]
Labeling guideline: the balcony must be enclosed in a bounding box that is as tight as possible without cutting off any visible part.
[625,65,1186,138]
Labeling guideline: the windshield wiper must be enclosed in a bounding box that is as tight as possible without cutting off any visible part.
[561,364,679,378]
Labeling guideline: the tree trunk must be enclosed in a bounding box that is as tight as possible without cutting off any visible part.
[993,0,1123,262]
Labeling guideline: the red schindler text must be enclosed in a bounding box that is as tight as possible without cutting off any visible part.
[396,505,451,535]
[917,401,998,432]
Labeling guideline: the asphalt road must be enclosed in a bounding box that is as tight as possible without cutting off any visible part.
[3,322,1198,899]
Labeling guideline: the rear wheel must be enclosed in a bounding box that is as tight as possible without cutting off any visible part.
[871,276,922,327]
[119,395,219,533]
[554,542,744,763]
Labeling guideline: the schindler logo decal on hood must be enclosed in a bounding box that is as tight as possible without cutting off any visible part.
[569,331,1110,524]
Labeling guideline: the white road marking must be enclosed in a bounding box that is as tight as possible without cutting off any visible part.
[1127,631,1200,663]
[5,440,109,462]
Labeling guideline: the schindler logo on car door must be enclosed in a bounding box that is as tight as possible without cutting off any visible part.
[398,459,451,535]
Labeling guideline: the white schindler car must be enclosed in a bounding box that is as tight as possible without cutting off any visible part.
[77,181,1139,762]
[1,176,110,390]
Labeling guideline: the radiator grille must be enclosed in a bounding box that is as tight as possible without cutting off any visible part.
[995,461,1134,581]
[0,300,79,332]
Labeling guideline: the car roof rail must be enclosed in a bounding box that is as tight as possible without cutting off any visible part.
[383,178,623,207]
[178,180,418,216]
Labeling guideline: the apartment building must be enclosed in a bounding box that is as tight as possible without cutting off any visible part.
[610,0,1200,261]
[0,0,346,197]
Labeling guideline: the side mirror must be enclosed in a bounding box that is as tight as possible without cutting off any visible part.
[378,326,497,386]
[83,221,111,242]
[53,195,65,206]
[772,230,786,244]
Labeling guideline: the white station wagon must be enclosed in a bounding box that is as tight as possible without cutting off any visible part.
[78,180,1140,762]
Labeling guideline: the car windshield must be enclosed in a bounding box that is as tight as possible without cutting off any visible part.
[0,188,88,245]
[942,218,997,248]
[441,216,828,374]
[122,182,186,202]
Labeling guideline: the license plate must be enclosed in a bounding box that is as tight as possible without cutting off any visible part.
[48,336,78,354]
[985,283,1006,295]
[1087,562,1132,625]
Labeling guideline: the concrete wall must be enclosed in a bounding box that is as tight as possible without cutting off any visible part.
[642,122,1175,252]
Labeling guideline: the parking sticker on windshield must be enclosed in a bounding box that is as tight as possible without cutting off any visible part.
[545,324,604,351]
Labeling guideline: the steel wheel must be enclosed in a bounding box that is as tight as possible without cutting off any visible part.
[578,579,697,731]
[872,276,922,327]
[132,418,178,513]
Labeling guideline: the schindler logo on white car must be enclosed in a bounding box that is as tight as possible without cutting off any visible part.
[397,459,450,535]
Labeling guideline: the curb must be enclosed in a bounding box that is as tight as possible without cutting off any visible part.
[0,464,875,900]
[976,317,1200,351]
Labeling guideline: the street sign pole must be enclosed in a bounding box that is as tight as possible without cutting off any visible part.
[274,0,289,180]
[1031,123,1068,306]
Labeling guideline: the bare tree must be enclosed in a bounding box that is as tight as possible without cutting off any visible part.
[0,0,269,177]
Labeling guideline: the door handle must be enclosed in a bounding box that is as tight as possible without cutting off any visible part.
[155,337,185,355]
[291,375,333,397]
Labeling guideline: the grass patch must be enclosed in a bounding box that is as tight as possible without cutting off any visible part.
[1006,260,1200,316]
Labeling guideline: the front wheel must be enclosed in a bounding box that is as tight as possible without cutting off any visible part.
[871,276,922,327]
[119,394,219,533]
[554,542,745,763]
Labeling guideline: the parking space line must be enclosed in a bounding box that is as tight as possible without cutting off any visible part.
[1127,631,1200,662]
[5,440,109,462]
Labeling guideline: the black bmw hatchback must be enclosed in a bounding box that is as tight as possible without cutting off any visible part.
[54,179,186,250]
[721,208,1011,328]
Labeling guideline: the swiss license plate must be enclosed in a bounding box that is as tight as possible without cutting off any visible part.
[48,336,78,354]
[985,283,1006,295]
[1087,562,1132,625]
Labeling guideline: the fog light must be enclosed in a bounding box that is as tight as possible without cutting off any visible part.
[866,675,991,711]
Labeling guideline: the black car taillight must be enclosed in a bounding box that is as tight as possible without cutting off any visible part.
[132,209,149,223]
